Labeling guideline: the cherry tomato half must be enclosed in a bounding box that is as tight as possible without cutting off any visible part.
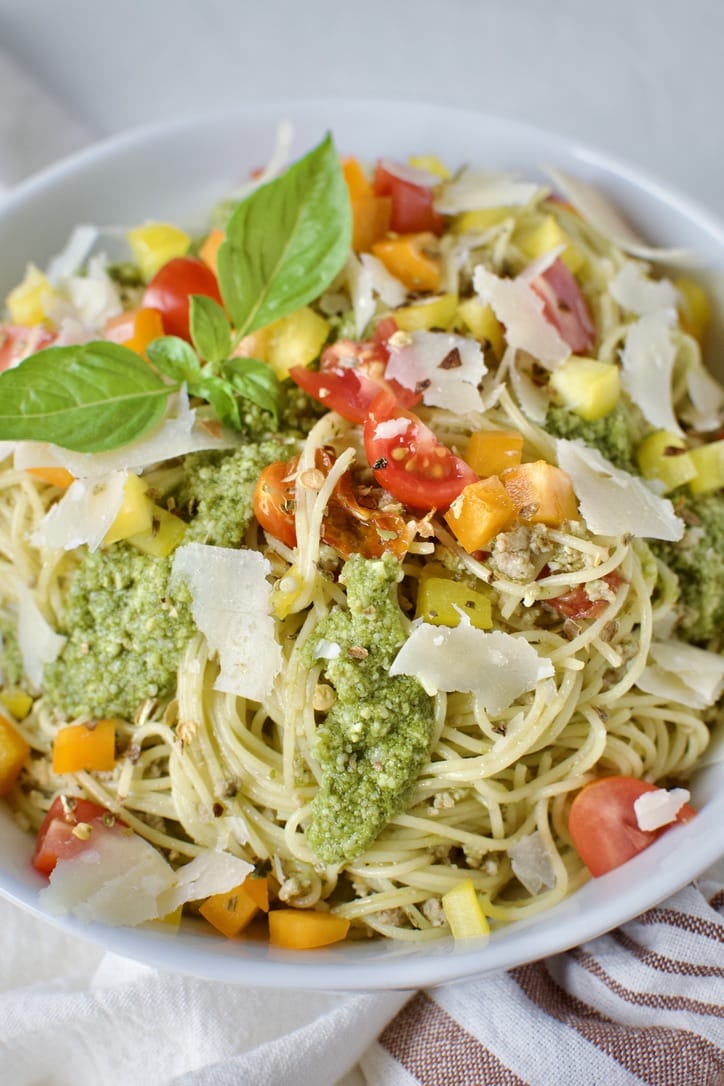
[530,258,596,354]
[373,162,444,235]
[32,796,126,877]
[547,572,623,621]
[0,324,55,371]
[253,460,297,549]
[568,776,695,878]
[142,256,223,342]
[363,390,478,511]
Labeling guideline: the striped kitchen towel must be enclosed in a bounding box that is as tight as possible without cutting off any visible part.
[361,858,724,1086]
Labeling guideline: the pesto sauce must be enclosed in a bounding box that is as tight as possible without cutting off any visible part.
[545,403,638,473]
[0,612,23,687]
[304,553,435,864]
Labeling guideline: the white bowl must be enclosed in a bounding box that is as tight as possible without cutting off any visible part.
[0,100,722,990]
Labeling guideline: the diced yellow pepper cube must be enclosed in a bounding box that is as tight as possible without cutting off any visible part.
[416,576,492,630]
[688,440,724,495]
[0,714,30,795]
[451,208,513,234]
[549,356,620,421]
[6,264,54,326]
[456,298,505,359]
[408,155,451,180]
[636,430,697,493]
[127,504,187,557]
[674,276,711,343]
[265,306,330,379]
[516,214,584,274]
[127,223,191,281]
[444,477,518,553]
[0,689,33,721]
[503,461,579,527]
[465,430,523,476]
[442,878,490,940]
[52,718,116,775]
[393,293,458,332]
[103,474,153,547]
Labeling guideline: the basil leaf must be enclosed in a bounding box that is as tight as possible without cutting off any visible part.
[189,295,232,364]
[223,357,280,421]
[0,342,175,453]
[146,336,202,384]
[218,133,351,337]
[195,374,241,430]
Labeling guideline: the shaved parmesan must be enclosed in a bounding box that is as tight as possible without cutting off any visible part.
[45,254,122,334]
[473,265,569,368]
[633,787,691,832]
[31,471,128,552]
[226,120,292,204]
[379,157,439,188]
[46,224,99,285]
[386,331,486,413]
[157,850,254,915]
[359,253,407,307]
[555,438,684,541]
[509,832,556,894]
[345,252,375,338]
[543,167,697,266]
[682,357,724,432]
[619,311,681,434]
[172,543,282,702]
[16,582,66,687]
[314,639,342,661]
[637,640,724,709]
[436,170,541,215]
[609,262,679,316]
[14,388,232,479]
[509,354,550,423]
[390,619,554,715]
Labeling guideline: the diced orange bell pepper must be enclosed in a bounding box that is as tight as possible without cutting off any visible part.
[199,228,225,275]
[465,430,523,477]
[52,719,116,775]
[371,232,441,292]
[502,460,578,526]
[105,307,164,358]
[26,466,74,489]
[343,158,392,252]
[0,714,30,796]
[444,477,517,553]
[199,876,270,938]
[268,908,351,949]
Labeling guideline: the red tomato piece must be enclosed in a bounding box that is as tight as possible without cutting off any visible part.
[568,776,695,878]
[142,256,223,341]
[548,572,622,620]
[32,795,126,877]
[363,390,478,511]
[0,324,55,370]
[372,162,444,236]
[253,460,298,548]
[530,258,596,353]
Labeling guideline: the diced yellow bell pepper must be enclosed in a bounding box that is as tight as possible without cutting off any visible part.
[6,264,54,326]
[371,233,441,293]
[444,477,518,553]
[416,576,492,630]
[102,474,153,547]
[52,718,116,775]
[127,504,187,557]
[268,908,350,949]
[0,689,33,721]
[393,294,457,332]
[502,461,579,527]
[549,356,620,421]
[465,430,523,476]
[674,276,711,343]
[688,440,724,495]
[127,223,191,281]
[199,228,225,275]
[636,430,697,493]
[0,714,30,796]
[442,878,490,940]
[456,298,505,359]
[516,214,584,274]
[408,155,451,180]
[265,307,331,379]
[451,208,513,234]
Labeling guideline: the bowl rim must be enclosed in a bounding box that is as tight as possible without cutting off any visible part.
[0,97,722,990]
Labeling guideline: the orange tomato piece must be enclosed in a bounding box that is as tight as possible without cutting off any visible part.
[105,307,164,357]
[444,476,517,553]
[199,228,225,275]
[343,158,392,252]
[465,430,523,477]
[371,233,441,292]
[502,461,578,527]
[268,908,350,949]
[52,719,116,775]
[26,466,74,489]
[0,714,30,796]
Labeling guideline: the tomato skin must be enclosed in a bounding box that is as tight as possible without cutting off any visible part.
[548,572,622,621]
[0,324,55,370]
[142,257,223,341]
[363,391,478,511]
[568,776,696,878]
[31,796,126,877]
[530,258,596,353]
[253,460,297,548]
[373,162,444,235]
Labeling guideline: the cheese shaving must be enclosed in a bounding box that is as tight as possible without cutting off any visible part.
[509,832,556,894]
[637,640,724,709]
[609,262,680,316]
[31,471,128,552]
[473,265,569,368]
[385,331,486,413]
[15,582,66,688]
[633,788,691,832]
[555,438,684,541]
[619,311,682,434]
[436,170,541,215]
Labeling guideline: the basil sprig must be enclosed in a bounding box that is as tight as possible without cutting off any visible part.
[0,133,350,452]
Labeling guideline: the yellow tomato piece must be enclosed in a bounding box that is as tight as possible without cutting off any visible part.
[444,477,518,553]
[265,307,331,379]
[455,298,505,359]
[442,878,490,940]
[26,466,75,489]
[103,474,153,547]
[0,689,33,721]
[516,214,584,274]
[675,276,711,343]
[688,440,724,495]
[549,356,620,422]
[408,155,451,180]
[371,233,441,293]
[52,718,116,775]
[451,208,513,234]
[636,430,697,493]
[268,908,350,949]
[6,264,54,325]
[127,223,191,281]
[503,461,578,527]
[465,430,523,477]
[0,714,30,796]
[393,294,457,332]
[416,576,492,630]
[127,503,187,557]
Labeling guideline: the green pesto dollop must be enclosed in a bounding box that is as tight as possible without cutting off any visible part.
[650,491,724,649]
[304,552,435,864]
[0,612,23,687]
[546,403,637,473]
[44,439,294,719]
